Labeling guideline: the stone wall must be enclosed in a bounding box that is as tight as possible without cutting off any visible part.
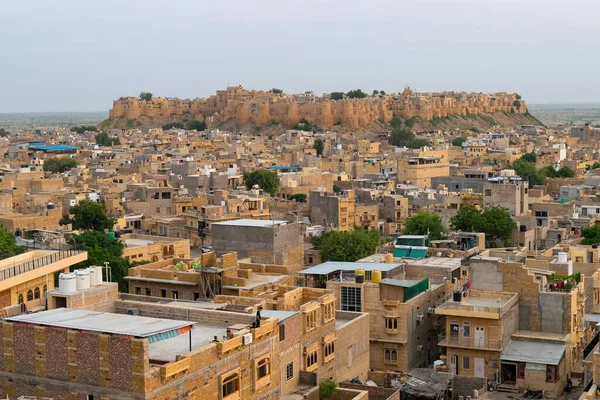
[109,86,529,129]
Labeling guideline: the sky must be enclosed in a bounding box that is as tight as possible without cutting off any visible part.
[1,0,599,112]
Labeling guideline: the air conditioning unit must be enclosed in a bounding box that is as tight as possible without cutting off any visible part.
[416,314,424,322]
[416,345,423,351]
[242,333,253,345]
[428,307,435,314]
[126,308,139,316]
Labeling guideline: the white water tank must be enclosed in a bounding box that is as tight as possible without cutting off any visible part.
[89,267,99,287]
[558,252,568,263]
[59,273,77,294]
[95,266,103,284]
[75,269,90,290]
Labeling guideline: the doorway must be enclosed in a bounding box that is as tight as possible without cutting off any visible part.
[475,327,485,348]
[449,355,458,375]
[474,358,485,377]
[501,363,517,384]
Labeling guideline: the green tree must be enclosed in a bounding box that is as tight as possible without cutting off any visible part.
[379,90,386,95]
[61,200,115,231]
[330,92,344,100]
[581,225,600,245]
[390,116,402,128]
[557,166,575,178]
[333,184,341,193]
[515,94,522,100]
[312,227,383,262]
[509,140,518,146]
[404,117,416,128]
[0,224,23,260]
[542,165,575,178]
[71,231,130,291]
[243,170,279,196]
[0,128,9,137]
[319,379,338,400]
[70,125,97,134]
[270,88,283,94]
[372,90,379,95]
[95,132,120,146]
[451,205,515,246]
[590,162,600,170]
[139,92,153,101]
[513,100,521,108]
[162,122,185,130]
[289,194,307,203]
[43,157,78,173]
[520,152,537,163]
[390,127,430,149]
[403,212,446,240]
[313,138,324,156]
[511,159,545,188]
[187,120,206,131]
[451,137,467,147]
[346,89,367,99]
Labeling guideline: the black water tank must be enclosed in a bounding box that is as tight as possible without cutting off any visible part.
[453,291,463,302]
[355,275,364,284]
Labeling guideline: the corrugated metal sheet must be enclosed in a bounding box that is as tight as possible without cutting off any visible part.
[299,261,402,275]
[6,308,195,338]
[500,339,566,365]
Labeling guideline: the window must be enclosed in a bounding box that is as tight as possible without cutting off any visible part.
[279,324,285,341]
[135,287,141,295]
[43,284,47,294]
[146,288,152,296]
[306,351,318,371]
[221,372,240,398]
[27,290,33,302]
[546,365,557,383]
[518,362,525,379]
[18,294,23,304]
[384,349,398,364]
[341,286,362,312]
[257,357,270,379]
[34,287,40,299]
[194,292,200,300]
[160,289,167,298]
[172,290,178,299]
[324,341,335,363]
[323,301,335,323]
[463,322,471,338]
[304,309,319,332]
[87,396,94,400]
[485,189,492,196]
[286,362,294,381]
[385,317,398,334]
[462,356,470,370]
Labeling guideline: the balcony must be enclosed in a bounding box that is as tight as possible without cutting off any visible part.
[438,333,502,351]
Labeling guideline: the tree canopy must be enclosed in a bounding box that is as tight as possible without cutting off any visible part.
[43,157,78,173]
[60,200,115,231]
[312,227,383,262]
[186,120,206,131]
[162,122,185,130]
[330,92,344,100]
[450,205,515,246]
[542,165,575,178]
[451,137,467,147]
[511,158,545,188]
[0,128,9,137]
[390,127,430,149]
[294,118,320,132]
[319,380,338,400]
[313,138,324,156]
[346,89,367,99]
[70,125,97,134]
[0,224,23,260]
[243,169,279,196]
[139,92,153,101]
[520,152,537,163]
[95,132,120,146]
[289,193,307,203]
[390,116,402,128]
[403,211,446,240]
[581,225,600,246]
[589,162,600,170]
[270,88,283,94]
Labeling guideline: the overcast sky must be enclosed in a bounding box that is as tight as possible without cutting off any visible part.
[1,0,598,112]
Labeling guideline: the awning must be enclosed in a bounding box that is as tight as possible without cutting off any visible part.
[501,339,565,365]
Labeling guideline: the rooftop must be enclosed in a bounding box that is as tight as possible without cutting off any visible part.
[211,219,289,228]
[6,308,195,338]
[501,338,566,365]
[435,290,519,319]
[299,261,402,275]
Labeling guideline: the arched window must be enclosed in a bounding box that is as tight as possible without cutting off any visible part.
[43,284,47,294]
[391,350,397,361]
[385,350,391,360]
[162,247,168,257]
[26,290,33,301]
[18,294,24,304]
[169,245,175,256]
[152,256,159,262]
[34,287,40,299]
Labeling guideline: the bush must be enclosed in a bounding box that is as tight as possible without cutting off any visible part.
[43,157,78,173]
[162,122,185,130]
[346,89,367,99]
[319,380,338,400]
[289,194,307,203]
[70,125,97,134]
[186,120,206,131]
[451,137,467,147]
[330,92,344,100]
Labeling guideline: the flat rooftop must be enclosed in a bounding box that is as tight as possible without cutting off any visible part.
[299,261,402,275]
[211,219,289,228]
[6,308,195,338]
[436,290,519,319]
[149,323,222,362]
[223,273,289,290]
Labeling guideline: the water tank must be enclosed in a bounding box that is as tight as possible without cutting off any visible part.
[76,269,90,290]
[372,270,382,283]
[95,266,103,283]
[107,232,116,239]
[46,202,55,210]
[558,252,568,263]
[355,274,364,284]
[59,273,77,294]
[453,290,463,302]
[384,253,394,264]
[89,267,99,287]
[355,269,365,279]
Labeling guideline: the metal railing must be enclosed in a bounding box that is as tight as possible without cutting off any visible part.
[438,333,502,350]
[0,249,84,281]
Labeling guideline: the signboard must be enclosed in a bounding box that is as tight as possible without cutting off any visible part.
[526,363,545,371]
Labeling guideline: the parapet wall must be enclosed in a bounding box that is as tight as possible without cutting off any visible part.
[109,86,528,129]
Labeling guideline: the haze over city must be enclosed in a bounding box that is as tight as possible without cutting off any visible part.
[2,0,600,112]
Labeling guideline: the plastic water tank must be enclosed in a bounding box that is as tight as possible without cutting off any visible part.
[355,269,365,279]
[89,267,99,287]
[384,253,394,264]
[558,252,568,263]
[372,270,382,283]
[75,269,91,290]
[95,266,103,284]
[59,273,77,294]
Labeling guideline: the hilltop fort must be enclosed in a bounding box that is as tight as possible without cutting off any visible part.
[107,86,534,130]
